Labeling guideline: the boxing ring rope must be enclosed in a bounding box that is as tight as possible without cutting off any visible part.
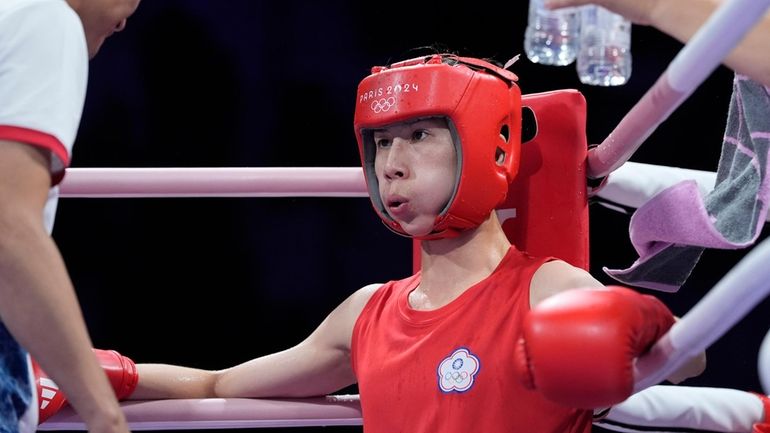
[53,164,770,225]
[53,163,720,207]
[39,396,363,430]
[761,328,770,394]
[585,0,770,179]
[59,167,367,198]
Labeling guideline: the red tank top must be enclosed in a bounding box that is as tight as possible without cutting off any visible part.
[351,247,592,433]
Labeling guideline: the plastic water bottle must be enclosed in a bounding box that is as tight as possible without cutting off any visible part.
[576,5,632,86]
[524,0,580,66]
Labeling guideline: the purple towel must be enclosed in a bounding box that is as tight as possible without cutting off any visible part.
[605,75,770,291]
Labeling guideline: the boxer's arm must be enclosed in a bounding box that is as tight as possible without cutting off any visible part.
[132,283,381,399]
[530,260,604,308]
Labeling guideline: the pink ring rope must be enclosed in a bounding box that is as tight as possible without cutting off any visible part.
[39,396,363,430]
[59,167,367,198]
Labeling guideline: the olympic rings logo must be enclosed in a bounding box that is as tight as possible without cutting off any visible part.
[371,97,396,113]
[444,371,469,384]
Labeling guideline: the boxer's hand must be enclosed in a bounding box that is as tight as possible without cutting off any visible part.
[34,349,138,423]
[515,286,674,408]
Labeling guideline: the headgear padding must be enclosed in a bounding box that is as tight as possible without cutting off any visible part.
[354,54,522,239]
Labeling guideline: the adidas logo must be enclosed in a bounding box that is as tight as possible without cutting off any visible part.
[38,377,59,410]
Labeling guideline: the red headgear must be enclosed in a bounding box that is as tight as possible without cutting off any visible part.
[353,54,522,239]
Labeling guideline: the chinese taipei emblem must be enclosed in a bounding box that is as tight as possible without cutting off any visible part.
[437,347,480,393]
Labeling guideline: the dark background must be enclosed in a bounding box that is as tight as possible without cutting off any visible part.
[52,1,770,432]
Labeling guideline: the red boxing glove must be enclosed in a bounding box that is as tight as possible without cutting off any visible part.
[514,285,674,409]
[34,348,139,424]
[93,349,139,400]
[32,359,67,424]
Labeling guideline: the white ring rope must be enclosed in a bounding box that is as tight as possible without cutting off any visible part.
[760,326,770,394]
[59,167,367,198]
[586,0,770,179]
[634,237,770,392]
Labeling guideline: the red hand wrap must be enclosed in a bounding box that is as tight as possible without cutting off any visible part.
[514,285,674,408]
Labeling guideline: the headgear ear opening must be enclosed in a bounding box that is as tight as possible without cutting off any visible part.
[353,54,523,239]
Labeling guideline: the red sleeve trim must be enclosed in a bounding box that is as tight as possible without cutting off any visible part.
[0,125,70,185]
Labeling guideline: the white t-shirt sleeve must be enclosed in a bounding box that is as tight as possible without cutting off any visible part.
[0,0,88,185]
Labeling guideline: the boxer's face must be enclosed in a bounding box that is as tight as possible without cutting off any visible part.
[67,0,141,58]
[373,117,457,237]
